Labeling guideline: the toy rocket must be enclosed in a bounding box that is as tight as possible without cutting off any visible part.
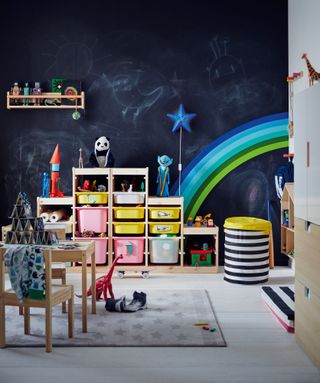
[49,144,64,197]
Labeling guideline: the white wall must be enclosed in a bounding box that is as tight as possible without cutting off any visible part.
[288,0,320,152]
[289,0,320,93]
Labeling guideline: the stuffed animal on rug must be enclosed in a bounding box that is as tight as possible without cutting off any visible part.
[89,136,115,168]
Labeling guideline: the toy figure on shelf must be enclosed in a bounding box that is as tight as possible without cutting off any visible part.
[49,144,64,197]
[32,82,42,106]
[78,148,84,168]
[121,179,130,192]
[89,136,115,168]
[156,155,173,197]
[11,82,21,105]
[41,172,50,198]
[301,53,320,87]
[23,82,31,105]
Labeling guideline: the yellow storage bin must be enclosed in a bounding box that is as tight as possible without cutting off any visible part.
[76,192,108,204]
[113,222,145,235]
[114,207,145,220]
[149,222,180,234]
[149,207,180,220]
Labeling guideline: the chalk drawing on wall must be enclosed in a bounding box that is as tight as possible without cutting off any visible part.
[43,36,93,78]
[171,113,289,219]
[207,36,245,86]
[4,129,88,212]
[88,61,171,123]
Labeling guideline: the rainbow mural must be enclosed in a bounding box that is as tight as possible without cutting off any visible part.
[171,113,289,219]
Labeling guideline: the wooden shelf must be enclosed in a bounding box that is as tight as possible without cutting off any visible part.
[7,91,85,110]
[281,183,294,258]
[38,197,73,205]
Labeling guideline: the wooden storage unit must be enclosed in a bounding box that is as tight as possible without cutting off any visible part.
[280,183,294,259]
[37,196,74,238]
[72,168,110,265]
[7,92,85,109]
[70,167,218,274]
[111,168,148,275]
[183,225,219,273]
[148,196,184,267]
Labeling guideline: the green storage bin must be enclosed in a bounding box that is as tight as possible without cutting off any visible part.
[190,249,212,266]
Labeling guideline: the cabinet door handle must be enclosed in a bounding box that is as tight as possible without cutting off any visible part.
[307,141,310,167]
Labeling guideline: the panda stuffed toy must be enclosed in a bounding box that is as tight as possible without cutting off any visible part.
[89,136,115,168]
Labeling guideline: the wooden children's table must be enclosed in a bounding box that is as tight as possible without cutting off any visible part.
[0,240,95,333]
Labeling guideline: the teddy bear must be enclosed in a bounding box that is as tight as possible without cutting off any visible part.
[89,136,115,168]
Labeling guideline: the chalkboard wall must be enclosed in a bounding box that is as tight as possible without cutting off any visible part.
[0,0,288,264]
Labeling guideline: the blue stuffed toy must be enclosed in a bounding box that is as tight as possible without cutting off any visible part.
[156,155,173,197]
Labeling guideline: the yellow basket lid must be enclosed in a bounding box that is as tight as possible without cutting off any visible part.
[224,217,271,232]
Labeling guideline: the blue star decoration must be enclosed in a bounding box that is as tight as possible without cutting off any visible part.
[167,104,197,133]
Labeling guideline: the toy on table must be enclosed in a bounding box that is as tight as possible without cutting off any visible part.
[156,155,173,197]
[89,136,115,168]
[187,217,193,226]
[49,144,64,197]
[11,82,21,105]
[302,53,320,87]
[201,214,212,227]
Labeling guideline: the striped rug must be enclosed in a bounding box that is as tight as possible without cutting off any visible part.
[261,286,295,333]
[224,229,270,284]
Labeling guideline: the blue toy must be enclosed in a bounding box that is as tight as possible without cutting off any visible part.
[167,104,196,195]
[156,155,173,197]
[41,172,50,198]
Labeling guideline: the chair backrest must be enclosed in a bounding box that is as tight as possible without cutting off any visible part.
[46,228,66,240]
[0,246,53,302]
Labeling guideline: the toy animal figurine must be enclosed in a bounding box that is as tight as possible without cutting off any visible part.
[156,155,173,197]
[80,255,123,301]
[89,136,115,168]
[302,53,320,86]
[78,148,84,168]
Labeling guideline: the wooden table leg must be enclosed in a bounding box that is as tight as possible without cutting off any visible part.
[81,254,87,333]
[91,250,96,314]
[45,305,52,353]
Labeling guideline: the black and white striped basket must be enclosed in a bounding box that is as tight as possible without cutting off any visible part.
[224,228,270,285]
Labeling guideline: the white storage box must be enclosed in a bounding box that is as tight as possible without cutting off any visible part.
[113,192,145,204]
[149,237,179,264]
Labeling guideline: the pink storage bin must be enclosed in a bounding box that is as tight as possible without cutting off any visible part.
[113,237,144,264]
[77,207,108,233]
[77,238,107,265]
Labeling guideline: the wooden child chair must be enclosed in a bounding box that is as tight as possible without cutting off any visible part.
[0,248,74,352]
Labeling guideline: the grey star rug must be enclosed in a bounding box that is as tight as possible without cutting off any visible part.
[3,289,226,347]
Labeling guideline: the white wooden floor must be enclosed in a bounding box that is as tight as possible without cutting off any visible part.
[1,267,320,383]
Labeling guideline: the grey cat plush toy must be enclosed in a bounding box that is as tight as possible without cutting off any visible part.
[89,136,115,167]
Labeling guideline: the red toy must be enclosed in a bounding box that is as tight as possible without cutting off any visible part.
[49,144,64,197]
[85,254,123,301]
